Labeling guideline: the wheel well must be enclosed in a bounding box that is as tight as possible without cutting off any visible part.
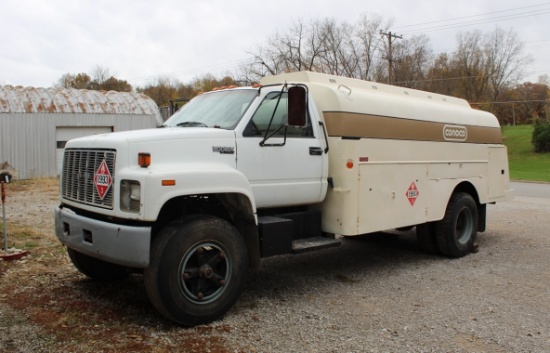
[153,193,261,271]
[452,181,486,232]
[453,181,480,205]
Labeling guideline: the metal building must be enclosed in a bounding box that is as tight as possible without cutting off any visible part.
[0,85,162,179]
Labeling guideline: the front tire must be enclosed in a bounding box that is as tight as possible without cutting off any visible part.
[144,215,248,326]
[435,192,478,258]
[67,248,130,280]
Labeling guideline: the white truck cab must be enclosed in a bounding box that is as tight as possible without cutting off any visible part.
[55,71,512,326]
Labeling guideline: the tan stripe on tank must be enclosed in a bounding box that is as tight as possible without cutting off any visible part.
[323,111,502,144]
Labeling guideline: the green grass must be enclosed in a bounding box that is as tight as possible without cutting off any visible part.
[502,125,550,182]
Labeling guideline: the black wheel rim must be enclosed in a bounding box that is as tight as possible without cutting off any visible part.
[178,242,231,305]
[456,206,474,245]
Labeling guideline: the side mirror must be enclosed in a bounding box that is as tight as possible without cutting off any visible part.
[287,86,307,127]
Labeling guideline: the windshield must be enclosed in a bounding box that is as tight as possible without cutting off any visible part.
[164,89,258,129]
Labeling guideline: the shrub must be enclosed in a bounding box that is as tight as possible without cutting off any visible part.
[532,122,550,153]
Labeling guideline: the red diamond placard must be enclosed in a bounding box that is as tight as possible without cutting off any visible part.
[406,182,419,206]
[94,159,112,200]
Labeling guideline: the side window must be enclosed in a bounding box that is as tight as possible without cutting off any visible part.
[244,92,313,137]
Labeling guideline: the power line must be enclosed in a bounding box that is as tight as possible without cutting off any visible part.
[130,4,550,86]
[402,10,550,34]
[387,4,550,83]
[393,3,550,31]
[471,100,549,105]
[395,75,492,85]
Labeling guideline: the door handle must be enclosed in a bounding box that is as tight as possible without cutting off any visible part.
[309,147,323,155]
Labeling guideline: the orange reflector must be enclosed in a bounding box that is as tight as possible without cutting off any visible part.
[138,153,151,168]
[346,160,354,169]
[162,180,176,186]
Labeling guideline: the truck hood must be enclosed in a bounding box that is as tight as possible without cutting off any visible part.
[65,127,238,171]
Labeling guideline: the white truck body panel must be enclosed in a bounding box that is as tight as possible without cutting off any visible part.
[321,137,508,235]
[236,135,326,207]
[59,127,256,221]
[261,72,511,235]
[56,71,512,265]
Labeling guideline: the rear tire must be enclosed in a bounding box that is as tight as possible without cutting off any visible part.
[435,192,478,258]
[144,215,248,326]
[67,248,130,281]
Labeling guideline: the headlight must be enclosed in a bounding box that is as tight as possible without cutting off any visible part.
[120,180,141,213]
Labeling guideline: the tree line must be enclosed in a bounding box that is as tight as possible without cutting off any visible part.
[55,13,549,125]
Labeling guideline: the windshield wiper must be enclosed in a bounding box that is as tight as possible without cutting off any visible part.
[176,121,209,127]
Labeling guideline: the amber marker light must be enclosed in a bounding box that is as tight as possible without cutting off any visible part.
[162,180,176,186]
[346,160,354,169]
[138,153,151,168]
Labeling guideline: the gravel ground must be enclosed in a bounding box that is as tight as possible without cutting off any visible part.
[1,180,549,352]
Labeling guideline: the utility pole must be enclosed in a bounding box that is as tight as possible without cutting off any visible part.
[380,31,403,85]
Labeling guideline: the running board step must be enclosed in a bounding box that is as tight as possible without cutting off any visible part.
[292,236,341,254]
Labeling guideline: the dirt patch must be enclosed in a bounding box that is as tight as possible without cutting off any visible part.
[0,179,240,353]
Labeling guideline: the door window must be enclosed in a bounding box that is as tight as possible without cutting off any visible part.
[243,92,313,138]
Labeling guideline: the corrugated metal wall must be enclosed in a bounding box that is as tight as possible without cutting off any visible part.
[0,113,157,179]
[0,85,162,179]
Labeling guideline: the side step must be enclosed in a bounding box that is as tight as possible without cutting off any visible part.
[292,236,341,254]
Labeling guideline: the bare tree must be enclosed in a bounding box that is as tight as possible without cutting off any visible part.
[243,13,390,82]
[424,53,460,96]
[56,66,132,92]
[484,27,533,103]
[451,30,490,102]
[392,34,433,89]
[90,66,111,86]
[56,73,92,89]
[241,17,533,121]
[137,76,181,107]
[353,13,390,80]
[245,19,319,77]
[437,27,532,104]
[317,18,346,76]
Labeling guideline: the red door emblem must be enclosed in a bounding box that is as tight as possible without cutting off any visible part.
[94,159,112,200]
[406,182,419,206]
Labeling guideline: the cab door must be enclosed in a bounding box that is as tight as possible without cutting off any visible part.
[236,90,325,208]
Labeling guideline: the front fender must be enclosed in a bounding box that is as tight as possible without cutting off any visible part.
[141,164,257,222]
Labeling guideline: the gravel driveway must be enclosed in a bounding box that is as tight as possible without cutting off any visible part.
[1,180,549,352]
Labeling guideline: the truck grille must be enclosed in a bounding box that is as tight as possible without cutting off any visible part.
[61,149,116,209]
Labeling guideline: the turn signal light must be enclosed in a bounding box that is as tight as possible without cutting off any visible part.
[138,153,151,168]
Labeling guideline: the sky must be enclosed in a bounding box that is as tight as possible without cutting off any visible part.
[1,0,549,89]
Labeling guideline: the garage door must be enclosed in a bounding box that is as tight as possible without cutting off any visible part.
[56,126,113,175]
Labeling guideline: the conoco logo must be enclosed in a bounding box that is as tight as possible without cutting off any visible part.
[443,125,468,141]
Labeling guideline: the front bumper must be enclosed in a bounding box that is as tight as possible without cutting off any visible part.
[54,205,151,268]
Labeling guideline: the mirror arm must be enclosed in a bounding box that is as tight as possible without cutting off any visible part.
[260,84,287,145]
[259,125,287,147]
[319,121,330,153]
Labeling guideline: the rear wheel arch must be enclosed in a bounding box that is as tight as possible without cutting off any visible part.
[451,181,486,232]
[417,182,485,257]
[452,181,481,205]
